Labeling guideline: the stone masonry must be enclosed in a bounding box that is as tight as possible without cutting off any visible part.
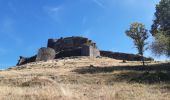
[17,36,100,65]
[48,36,100,57]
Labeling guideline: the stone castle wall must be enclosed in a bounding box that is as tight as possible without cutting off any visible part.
[100,51,153,61]
[48,36,100,58]
[47,36,97,52]
[17,36,100,65]
[81,45,100,57]
[16,36,154,66]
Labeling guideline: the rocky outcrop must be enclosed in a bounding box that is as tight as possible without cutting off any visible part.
[100,50,154,61]
[17,47,56,65]
[36,47,56,61]
[17,55,37,66]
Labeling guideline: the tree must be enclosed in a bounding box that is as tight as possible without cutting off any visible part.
[125,22,149,66]
[151,31,169,56]
[150,0,170,56]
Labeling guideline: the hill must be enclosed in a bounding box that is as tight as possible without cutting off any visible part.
[0,57,170,100]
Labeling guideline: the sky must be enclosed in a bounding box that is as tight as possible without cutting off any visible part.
[0,0,164,69]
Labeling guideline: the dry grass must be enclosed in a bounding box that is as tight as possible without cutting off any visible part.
[0,57,170,100]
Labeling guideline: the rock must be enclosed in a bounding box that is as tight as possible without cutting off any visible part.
[36,47,56,61]
[17,55,37,66]
[17,56,27,65]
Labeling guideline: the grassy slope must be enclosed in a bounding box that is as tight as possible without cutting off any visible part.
[0,57,170,100]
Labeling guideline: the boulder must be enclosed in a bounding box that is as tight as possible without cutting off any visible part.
[36,47,56,61]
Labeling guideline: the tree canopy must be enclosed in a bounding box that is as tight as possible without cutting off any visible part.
[151,0,170,36]
[150,0,170,56]
[126,22,149,56]
[125,22,149,66]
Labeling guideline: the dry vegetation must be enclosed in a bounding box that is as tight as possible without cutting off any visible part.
[0,57,170,100]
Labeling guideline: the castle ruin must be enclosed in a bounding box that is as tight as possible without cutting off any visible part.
[17,36,153,66]
[17,36,100,65]
[48,36,100,58]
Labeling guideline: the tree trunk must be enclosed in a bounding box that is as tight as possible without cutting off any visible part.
[142,55,145,66]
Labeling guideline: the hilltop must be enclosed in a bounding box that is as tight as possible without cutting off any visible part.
[0,57,170,100]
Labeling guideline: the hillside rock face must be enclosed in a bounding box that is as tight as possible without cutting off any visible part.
[36,47,56,61]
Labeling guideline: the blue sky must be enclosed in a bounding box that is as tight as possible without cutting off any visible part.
[0,0,163,68]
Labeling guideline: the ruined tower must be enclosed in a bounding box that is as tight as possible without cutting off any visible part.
[47,36,100,58]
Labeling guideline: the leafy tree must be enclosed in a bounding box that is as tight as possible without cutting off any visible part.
[151,0,170,56]
[151,0,170,36]
[151,31,169,56]
[126,22,149,66]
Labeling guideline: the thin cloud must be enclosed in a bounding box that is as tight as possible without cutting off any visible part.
[43,6,63,22]
[44,6,62,15]
[47,6,61,13]
[92,0,105,8]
